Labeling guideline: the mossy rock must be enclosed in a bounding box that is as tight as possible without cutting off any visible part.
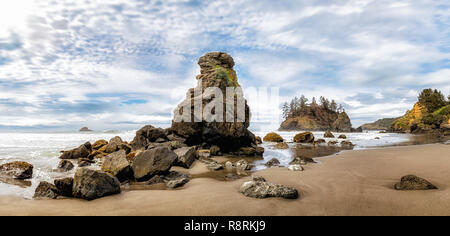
[293,132,314,143]
[263,132,284,143]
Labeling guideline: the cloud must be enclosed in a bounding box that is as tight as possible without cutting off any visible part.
[0,0,449,129]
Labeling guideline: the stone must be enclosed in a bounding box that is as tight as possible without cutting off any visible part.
[255,136,262,144]
[288,164,303,171]
[173,147,196,169]
[207,161,223,171]
[314,139,326,144]
[274,142,289,149]
[293,132,315,143]
[324,131,335,138]
[263,132,284,143]
[394,175,438,190]
[239,176,298,199]
[57,160,74,172]
[78,160,91,167]
[72,168,121,200]
[33,181,60,199]
[225,161,234,170]
[289,157,307,166]
[79,127,92,132]
[54,177,73,197]
[101,150,133,182]
[166,177,189,188]
[210,145,220,156]
[328,140,338,145]
[104,136,123,153]
[131,125,167,150]
[235,159,250,171]
[0,161,33,179]
[131,147,178,181]
[59,142,91,159]
[196,149,211,158]
[87,150,107,159]
[265,158,281,167]
[375,137,380,139]
[341,140,355,147]
[338,134,347,139]
[92,139,108,150]
[146,175,165,185]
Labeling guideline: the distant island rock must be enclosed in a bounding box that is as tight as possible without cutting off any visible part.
[79,127,93,132]
[361,118,398,130]
[390,88,450,134]
[279,95,360,132]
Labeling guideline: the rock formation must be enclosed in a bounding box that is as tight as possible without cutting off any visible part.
[293,132,314,143]
[361,118,398,130]
[239,176,298,199]
[131,147,178,181]
[33,181,60,199]
[72,168,121,200]
[170,52,257,153]
[79,127,92,132]
[263,132,284,143]
[0,161,33,180]
[101,150,133,182]
[394,175,437,190]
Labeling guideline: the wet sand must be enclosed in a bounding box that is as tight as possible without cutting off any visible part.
[1,143,450,216]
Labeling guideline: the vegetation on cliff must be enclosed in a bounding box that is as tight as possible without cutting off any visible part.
[391,89,450,133]
[361,118,398,130]
[279,95,354,132]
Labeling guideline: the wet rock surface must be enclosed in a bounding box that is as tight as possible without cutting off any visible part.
[72,168,121,200]
[239,176,298,199]
[394,175,437,190]
[131,147,177,181]
[0,161,33,180]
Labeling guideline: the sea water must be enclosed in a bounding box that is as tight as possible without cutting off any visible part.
[0,129,421,198]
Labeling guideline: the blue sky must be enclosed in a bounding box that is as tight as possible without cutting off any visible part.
[0,0,449,131]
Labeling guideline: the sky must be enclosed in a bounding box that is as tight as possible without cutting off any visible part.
[0,0,449,131]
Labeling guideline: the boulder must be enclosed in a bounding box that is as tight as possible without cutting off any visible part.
[0,161,33,179]
[104,136,123,153]
[328,140,338,145]
[324,131,335,138]
[33,181,60,199]
[238,147,262,156]
[72,168,121,200]
[92,139,108,150]
[146,175,166,185]
[78,160,91,167]
[239,176,298,199]
[293,132,314,143]
[131,147,178,181]
[338,134,347,139]
[170,52,257,153]
[235,159,250,171]
[54,177,73,197]
[394,175,438,190]
[131,125,167,150]
[173,147,196,169]
[263,132,283,143]
[59,142,91,159]
[209,145,220,156]
[101,150,133,182]
[314,139,326,145]
[265,158,281,167]
[288,164,303,171]
[87,150,107,159]
[57,160,74,172]
[274,142,289,150]
[79,127,92,132]
[289,157,307,166]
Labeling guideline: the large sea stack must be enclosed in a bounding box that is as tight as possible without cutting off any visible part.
[170,52,257,153]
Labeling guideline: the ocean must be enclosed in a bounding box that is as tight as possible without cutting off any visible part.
[0,129,428,198]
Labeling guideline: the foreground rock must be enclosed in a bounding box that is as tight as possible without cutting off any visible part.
[338,134,347,139]
[324,130,335,138]
[54,177,73,197]
[263,132,284,143]
[57,160,74,172]
[33,181,60,199]
[170,52,258,153]
[72,168,121,200]
[239,176,298,199]
[130,125,167,150]
[173,147,196,169]
[293,132,314,143]
[101,150,133,182]
[164,172,190,189]
[131,147,177,181]
[274,142,289,149]
[394,175,438,190]
[288,164,303,171]
[265,158,281,167]
[0,161,33,179]
[59,142,91,159]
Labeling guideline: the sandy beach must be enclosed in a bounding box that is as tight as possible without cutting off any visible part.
[1,143,449,216]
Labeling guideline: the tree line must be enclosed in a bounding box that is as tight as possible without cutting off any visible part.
[281,95,344,119]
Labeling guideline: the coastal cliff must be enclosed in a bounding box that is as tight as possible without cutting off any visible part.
[361,118,398,130]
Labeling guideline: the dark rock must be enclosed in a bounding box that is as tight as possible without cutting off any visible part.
[101,150,133,182]
[263,132,284,142]
[57,160,74,172]
[146,175,165,185]
[72,168,121,200]
[104,136,123,153]
[79,127,92,132]
[166,176,189,189]
[265,158,281,167]
[173,147,196,169]
[324,130,335,138]
[131,125,167,150]
[54,177,73,197]
[235,159,250,171]
[394,175,438,190]
[33,181,60,199]
[92,139,108,150]
[59,142,91,159]
[274,142,289,149]
[338,134,347,139]
[0,161,33,179]
[131,147,178,181]
[328,140,338,145]
[293,132,314,143]
[210,145,220,156]
[255,136,262,144]
[239,176,298,199]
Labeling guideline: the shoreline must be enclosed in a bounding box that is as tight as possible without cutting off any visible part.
[1,143,450,216]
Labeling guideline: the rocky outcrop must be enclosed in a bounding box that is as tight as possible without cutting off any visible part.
[173,147,196,169]
[293,132,314,143]
[57,160,74,172]
[72,168,121,200]
[239,176,298,199]
[263,132,283,142]
[332,112,352,132]
[170,52,257,153]
[131,147,178,181]
[0,161,33,179]
[324,131,335,138]
[361,118,398,130]
[130,125,167,150]
[54,177,73,197]
[79,127,92,132]
[92,139,108,150]
[59,142,91,160]
[101,150,133,182]
[33,181,60,199]
[280,111,352,132]
[394,175,437,190]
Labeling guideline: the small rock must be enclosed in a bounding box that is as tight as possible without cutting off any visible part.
[174,147,196,169]
[225,173,239,181]
[394,175,438,190]
[328,140,338,145]
[293,132,314,143]
[54,177,73,197]
[0,161,33,180]
[167,177,189,188]
[146,175,165,185]
[210,145,220,156]
[225,161,234,170]
[274,142,289,149]
[207,161,223,171]
[57,160,74,172]
[33,181,60,199]
[92,139,108,150]
[324,131,335,138]
[338,134,347,139]
[239,176,298,199]
[263,132,284,143]
[288,164,303,171]
[375,137,380,139]
[289,157,307,165]
[255,136,262,145]
[235,159,250,171]
[196,149,211,158]
[265,158,281,167]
